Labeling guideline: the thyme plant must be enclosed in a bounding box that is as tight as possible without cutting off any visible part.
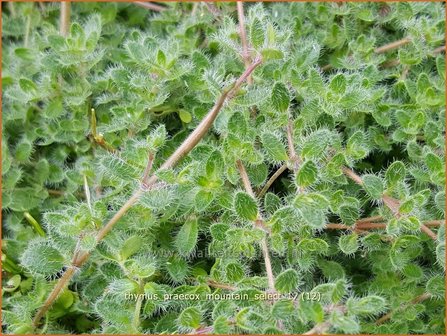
[2,1,445,334]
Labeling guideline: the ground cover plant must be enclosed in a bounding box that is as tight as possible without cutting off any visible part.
[1,1,446,334]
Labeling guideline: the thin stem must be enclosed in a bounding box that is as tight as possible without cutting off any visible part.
[327,220,442,231]
[376,293,431,324]
[257,164,287,198]
[424,220,444,226]
[236,159,255,197]
[59,2,71,37]
[356,215,383,224]
[47,188,84,198]
[433,45,446,54]
[237,1,252,85]
[207,280,237,291]
[141,151,155,189]
[193,326,215,335]
[204,2,221,18]
[374,37,411,54]
[260,237,275,291]
[8,2,16,17]
[420,224,437,240]
[191,2,199,16]
[162,58,261,170]
[342,166,363,185]
[133,1,166,12]
[132,279,145,332]
[32,58,262,329]
[343,166,437,240]
[322,36,413,71]
[32,266,77,327]
[236,160,276,293]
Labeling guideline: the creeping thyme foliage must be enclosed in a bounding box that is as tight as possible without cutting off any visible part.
[2,2,446,334]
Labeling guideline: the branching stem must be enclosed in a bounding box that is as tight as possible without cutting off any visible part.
[237,1,252,85]
[32,58,262,329]
[342,166,437,240]
[236,160,277,293]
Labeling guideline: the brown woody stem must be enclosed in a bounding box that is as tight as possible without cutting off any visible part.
[257,164,288,198]
[32,59,262,329]
[342,167,437,240]
[376,293,431,324]
[236,160,277,293]
[59,2,71,37]
[133,1,166,12]
[374,37,411,54]
[237,1,252,85]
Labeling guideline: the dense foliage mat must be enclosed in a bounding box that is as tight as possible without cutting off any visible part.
[1,2,446,334]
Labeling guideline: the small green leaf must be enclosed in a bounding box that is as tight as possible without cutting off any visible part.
[14,47,34,61]
[206,150,224,177]
[362,174,384,199]
[120,236,142,260]
[195,189,214,211]
[372,105,392,127]
[19,78,37,93]
[250,18,264,49]
[339,205,359,226]
[46,98,64,119]
[213,316,230,334]
[347,295,386,315]
[21,242,65,276]
[147,125,167,150]
[260,48,284,60]
[264,192,282,214]
[166,255,189,282]
[275,269,300,293]
[3,274,21,293]
[261,132,288,162]
[234,191,258,221]
[339,233,358,255]
[226,263,245,282]
[425,152,443,173]
[318,260,345,280]
[426,275,444,298]
[298,238,329,254]
[385,161,406,187]
[178,307,201,329]
[329,73,346,94]
[296,160,318,187]
[346,131,369,160]
[271,82,290,112]
[235,307,252,331]
[179,109,192,123]
[175,218,198,256]
[272,299,294,318]
[399,216,421,231]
